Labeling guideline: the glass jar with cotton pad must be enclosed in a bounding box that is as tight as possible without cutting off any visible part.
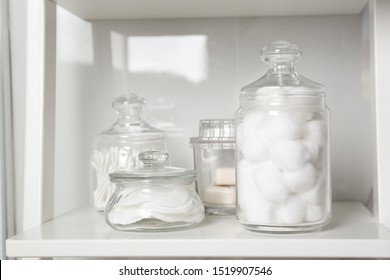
[235,41,331,233]
[105,151,204,231]
[89,93,167,211]
[190,119,236,215]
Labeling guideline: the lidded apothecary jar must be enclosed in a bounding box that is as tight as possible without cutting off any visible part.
[105,151,205,231]
[89,93,167,211]
[190,119,236,215]
[235,41,331,232]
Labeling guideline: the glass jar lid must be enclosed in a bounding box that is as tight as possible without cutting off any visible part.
[97,93,166,141]
[241,41,325,96]
[190,119,235,149]
[109,151,197,184]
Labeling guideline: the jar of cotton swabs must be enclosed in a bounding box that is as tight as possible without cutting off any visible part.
[89,93,167,211]
[235,41,331,233]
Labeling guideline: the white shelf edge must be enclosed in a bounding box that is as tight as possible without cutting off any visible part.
[51,0,368,20]
[6,202,390,258]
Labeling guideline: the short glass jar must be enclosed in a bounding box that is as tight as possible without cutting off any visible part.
[190,119,236,215]
[235,41,331,233]
[89,93,167,211]
[105,151,205,231]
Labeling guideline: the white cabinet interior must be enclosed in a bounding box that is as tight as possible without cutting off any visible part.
[6,0,390,258]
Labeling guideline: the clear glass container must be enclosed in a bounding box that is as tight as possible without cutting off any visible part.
[89,93,167,211]
[105,151,205,231]
[235,41,331,233]
[190,119,236,215]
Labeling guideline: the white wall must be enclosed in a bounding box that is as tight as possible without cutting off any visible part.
[54,7,373,216]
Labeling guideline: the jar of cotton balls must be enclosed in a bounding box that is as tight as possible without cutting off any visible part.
[105,151,205,231]
[235,41,331,233]
[89,93,167,212]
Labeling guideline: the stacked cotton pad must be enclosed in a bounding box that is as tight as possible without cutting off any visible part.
[107,186,204,225]
[237,110,328,225]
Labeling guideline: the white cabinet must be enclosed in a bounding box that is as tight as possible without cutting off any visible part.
[6,0,390,258]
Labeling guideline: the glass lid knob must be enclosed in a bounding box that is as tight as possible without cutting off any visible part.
[139,151,169,167]
[261,40,302,64]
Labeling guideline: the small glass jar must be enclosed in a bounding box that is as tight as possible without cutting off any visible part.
[105,151,205,231]
[235,41,331,233]
[190,119,236,215]
[89,93,167,211]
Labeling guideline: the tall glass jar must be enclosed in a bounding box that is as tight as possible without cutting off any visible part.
[90,93,167,211]
[235,41,331,233]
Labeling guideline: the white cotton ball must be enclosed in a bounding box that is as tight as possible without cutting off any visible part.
[268,112,305,141]
[305,120,327,147]
[285,86,314,94]
[242,195,276,225]
[302,140,320,163]
[236,159,276,223]
[256,86,288,95]
[270,140,311,171]
[283,163,318,193]
[242,134,270,163]
[242,112,270,136]
[314,148,327,169]
[304,203,325,222]
[304,112,315,121]
[299,173,327,204]
[252,161,290,203]
[276,195,306,224]
[237,159,259,212]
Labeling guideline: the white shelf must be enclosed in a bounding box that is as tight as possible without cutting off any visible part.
[6,202,390,258]
[51,0,368,20]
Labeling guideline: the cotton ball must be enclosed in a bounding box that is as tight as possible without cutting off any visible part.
[268,112,305,141]
[256,86,288,95]
[252,161,290,203]
[314,148,327,169]
[304,203,325,222]
[237,159,259,214]
[285,86,313,94]
[236,161,270,223]
[241,112,270,137]
[236,125,244,150]
[242,134,270,163]
[237,160,276,223]
[283,163,318,193]
[305,120,327,147]
[299,173,327,204]
[242,195,276,225]
[304,112,315,121]
[270,140,311,171]
[302,140,319,163]
[276,195,306,224]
